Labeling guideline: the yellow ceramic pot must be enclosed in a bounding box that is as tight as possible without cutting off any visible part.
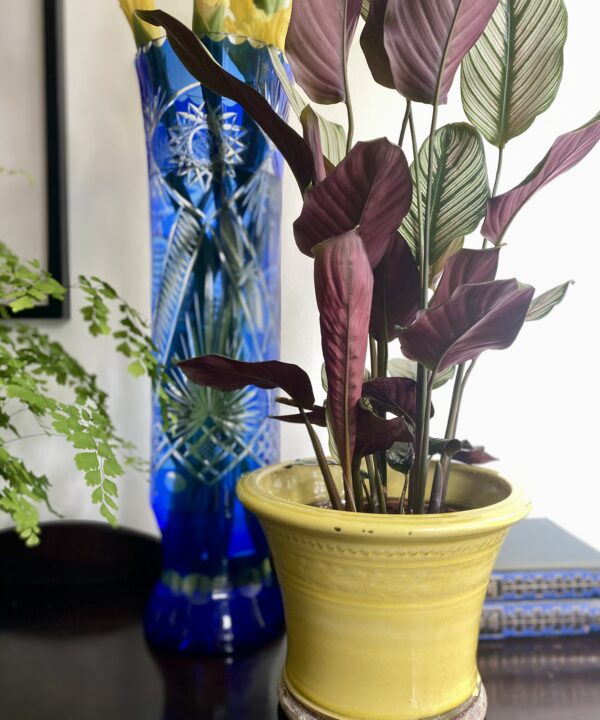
[237,461,530,720]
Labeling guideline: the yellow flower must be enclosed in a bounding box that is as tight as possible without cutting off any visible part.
[224,0,291,50]
[193,0,230,35]
[119,0,163,47]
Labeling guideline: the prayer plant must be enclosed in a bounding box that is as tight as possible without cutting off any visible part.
[138,0,596,514]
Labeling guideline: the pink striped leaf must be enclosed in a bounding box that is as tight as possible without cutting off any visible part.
[360,0,394,89]
[286,0,363,104]
[354,409,413,458]
[294,139,412,268]
[384,0,500,104]
[483,113,600,243]
[369,234,420,341]
[399,279,534,372]
[314,230,373,485]
[431,247,500,308]
[362,377,419,423]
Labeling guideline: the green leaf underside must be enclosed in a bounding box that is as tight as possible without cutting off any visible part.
[461,0,567,148]
[401,123,489,272]
[525,280,573,321]
[387,357,456,390]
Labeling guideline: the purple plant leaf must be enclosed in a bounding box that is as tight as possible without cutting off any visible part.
[399,279,535,372]
[295,139,412,267]
[384,0,500,104]
[179,355,315,409]
[370,234,420,342]
[362,377,419,423]
[314,230,373,484]
[431,247,500,308]
[355,408,413,459]
[271,406,327,426]
[483,113,600,244]
[360,0,394,89]
[286,0,363,104]
[300,106,327,183]
[137,9,315,191]
[454,443,497,464]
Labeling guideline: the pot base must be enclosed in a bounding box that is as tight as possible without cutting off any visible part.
[278,677,487,720]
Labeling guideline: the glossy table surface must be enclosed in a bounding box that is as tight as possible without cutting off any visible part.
[1,523,599,720]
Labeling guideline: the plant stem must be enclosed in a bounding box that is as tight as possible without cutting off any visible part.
[398,474,409,514]
[483,146,505,249]
[407,107,428,513]
[4,432,58,444]
[369,336,378,378]
[428,363,465,512]
[376,341,388,380]
[362,476,375,512]
[429,462,445,514]
[342,0,354,154]
[415,366,438,513]
[398,101,411,147]
[492,146,504,197]
[352,460,363,511]
[365,454,382,513]
[299,407,344,511]
[439,359,477,507]
[445,364,466,442]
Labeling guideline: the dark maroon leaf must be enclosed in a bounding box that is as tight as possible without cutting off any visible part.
[314,230,373,483]
[454,445,497,464]
[483,113,600,243]
[431,248,500,308]
[179,355,315,409]
[384,0,500,104]
[429,437,462,457]
[137,9,315,191]
[370,234,420,341]
[295,139,412,267]
[355,408,413,459]
[399,279,535,372]
[286,0,363,104]
[271,406,327,426]
[362,377,419,422]
[300,106,327,183]
[360,0,394,89]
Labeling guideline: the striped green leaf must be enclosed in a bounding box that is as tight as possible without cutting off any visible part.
[525,280,573,321]
[461,0,568,148]
[268,46,347,165]
[400,123,489,274]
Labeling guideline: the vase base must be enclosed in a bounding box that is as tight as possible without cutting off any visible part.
[144,579,285,655]
[278,676,487,720]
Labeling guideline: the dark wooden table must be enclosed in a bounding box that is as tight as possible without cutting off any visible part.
[1,523,599,720]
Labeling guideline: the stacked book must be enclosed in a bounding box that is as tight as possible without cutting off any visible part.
[480,518,600,639]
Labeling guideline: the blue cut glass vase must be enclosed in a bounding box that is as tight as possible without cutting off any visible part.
[135,36,286,654]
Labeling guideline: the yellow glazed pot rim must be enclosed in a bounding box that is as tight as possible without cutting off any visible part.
[237,460,531,542]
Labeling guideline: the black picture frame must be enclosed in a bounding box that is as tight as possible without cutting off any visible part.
[16,0,69,319]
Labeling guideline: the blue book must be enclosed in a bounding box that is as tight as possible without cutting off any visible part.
[480,598,600,639]
[486,518,600,601]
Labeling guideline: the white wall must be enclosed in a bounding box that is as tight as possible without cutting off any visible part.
[2,1,599,549]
